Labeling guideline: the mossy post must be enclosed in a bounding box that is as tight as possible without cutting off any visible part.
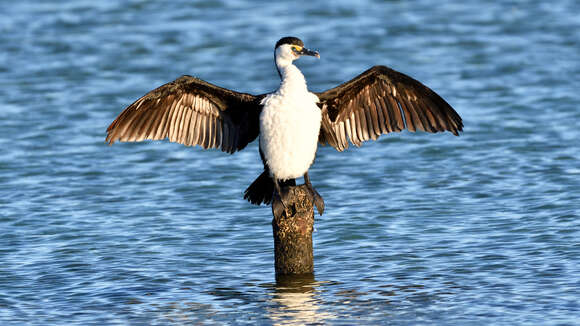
[272,184,315,276]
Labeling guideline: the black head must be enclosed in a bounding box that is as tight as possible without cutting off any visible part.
[275,36,304,49]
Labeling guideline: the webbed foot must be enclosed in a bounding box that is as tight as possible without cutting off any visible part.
[307,185,325,216]
[272,195,287,218]
[303,172,324,216]
[272,182,291,218]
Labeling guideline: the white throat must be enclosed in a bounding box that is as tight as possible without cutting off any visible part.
[277,64,308,95]
[274,45,309,94]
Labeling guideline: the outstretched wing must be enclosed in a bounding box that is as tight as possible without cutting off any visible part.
[316,65,463,151]
[106,75,265,153]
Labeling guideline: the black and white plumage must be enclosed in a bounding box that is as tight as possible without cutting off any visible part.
[106,36,463,216]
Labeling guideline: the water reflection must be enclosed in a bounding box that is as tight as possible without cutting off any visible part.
[123,275,439,324]
[267,274,335,325]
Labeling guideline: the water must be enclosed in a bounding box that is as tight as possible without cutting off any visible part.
[1,0,579,325]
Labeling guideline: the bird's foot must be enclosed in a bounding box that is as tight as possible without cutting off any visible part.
[307,185,325,216]
[272,196,286,218]
[272,187,291,218]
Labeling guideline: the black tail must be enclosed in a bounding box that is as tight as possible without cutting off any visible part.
[244,170,295,205]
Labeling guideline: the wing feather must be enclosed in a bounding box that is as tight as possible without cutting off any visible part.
[106,75,264,153]
[368,87,381,137]
[181,104,193,146]
[386,95,404,132]
[316,65,462,151]
[373,96,387,134]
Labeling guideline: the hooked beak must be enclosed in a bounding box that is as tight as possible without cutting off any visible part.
[297,47,320,58]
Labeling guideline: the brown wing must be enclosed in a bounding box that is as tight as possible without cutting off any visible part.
[316,65,463,151]
[106,75,264,153]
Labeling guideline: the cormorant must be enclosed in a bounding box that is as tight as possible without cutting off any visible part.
[106,36,463,217]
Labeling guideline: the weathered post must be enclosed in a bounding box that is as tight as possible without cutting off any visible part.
[272,185,315,276]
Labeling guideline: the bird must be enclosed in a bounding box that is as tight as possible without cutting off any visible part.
[106,36,463,217]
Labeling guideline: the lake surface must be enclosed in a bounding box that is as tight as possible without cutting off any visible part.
[1,0,579,325]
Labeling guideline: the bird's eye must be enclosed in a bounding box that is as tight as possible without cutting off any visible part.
[291,46,302,53]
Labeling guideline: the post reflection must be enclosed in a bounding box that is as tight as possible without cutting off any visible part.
[267,273,334,325]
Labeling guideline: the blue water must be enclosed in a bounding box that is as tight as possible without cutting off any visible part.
[1,1,579,325]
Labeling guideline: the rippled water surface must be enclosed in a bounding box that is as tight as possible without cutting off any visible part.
[1,1,579,325]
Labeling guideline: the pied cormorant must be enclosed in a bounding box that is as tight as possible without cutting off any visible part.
[106,36,463,217]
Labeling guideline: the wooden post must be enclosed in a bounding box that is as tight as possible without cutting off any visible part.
[272,185,315,276]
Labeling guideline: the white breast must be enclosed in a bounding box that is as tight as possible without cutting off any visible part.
[259,66,321,180]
